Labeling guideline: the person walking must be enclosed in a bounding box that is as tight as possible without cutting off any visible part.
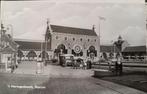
[114,57,118,75]
[117,55,123,76]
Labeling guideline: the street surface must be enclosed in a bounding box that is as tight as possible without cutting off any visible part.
[0,61,146,94]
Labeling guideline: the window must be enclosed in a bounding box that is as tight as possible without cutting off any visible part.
[56,36,58,39]
[65,37,67,40]
[80,38,82,41]
[95,39,96,42]
[88,39,90,42]
[8,57,11,61]
[73,38,75,41]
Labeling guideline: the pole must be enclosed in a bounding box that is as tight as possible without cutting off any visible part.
[46,40,47,60]
[98,17,101,62]
[41,42,43,61]
[98,16,105,61]
[0,24,2,64]
[114,44,115,58]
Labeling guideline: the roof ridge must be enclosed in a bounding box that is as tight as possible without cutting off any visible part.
[51,24,92,31]
[50,24,97,36]
[14,38,44,42]
[126,45,146,47]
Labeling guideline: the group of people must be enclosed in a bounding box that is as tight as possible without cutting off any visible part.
[72,59,92,70]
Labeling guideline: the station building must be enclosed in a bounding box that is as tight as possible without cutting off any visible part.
[15,22,100,61]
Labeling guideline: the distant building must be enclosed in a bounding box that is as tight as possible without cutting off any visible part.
[100,36,129,60]
[0,24,18,72]
[100,45,119,60]
[100,36,147,62]
[122,46,146,61]
[15,40,53,61]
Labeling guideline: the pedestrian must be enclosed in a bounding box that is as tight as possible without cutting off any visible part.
[83,61,87,70]
[115,60,118,75]
[89,60,92,69]
[113,56,118,75]
[73,60,77,69]
[117,55,123,76]
[79,62,83,69]
[108,59,112,71]
[86,58,90,69]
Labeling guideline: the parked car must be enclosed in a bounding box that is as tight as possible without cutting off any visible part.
[60,54,74,66]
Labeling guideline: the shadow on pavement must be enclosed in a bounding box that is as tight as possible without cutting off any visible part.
[93,70,147,93]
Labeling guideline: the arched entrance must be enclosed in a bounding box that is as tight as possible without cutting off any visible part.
[54,44,67,65]
[87,46,97,58]
[39,51,49,61]
[54,44,67,55]
[26,50,37,61]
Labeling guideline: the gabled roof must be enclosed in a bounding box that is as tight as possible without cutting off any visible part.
[100,45,120,53]
[51,25,97,36]
[0,46,16,53]
[122,46,146,52]
[2,34,18,50]
[15,41,51,51]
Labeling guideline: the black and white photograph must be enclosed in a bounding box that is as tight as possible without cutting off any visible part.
[0,0,147,94]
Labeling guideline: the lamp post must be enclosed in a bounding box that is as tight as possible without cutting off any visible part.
[0,23,4,64]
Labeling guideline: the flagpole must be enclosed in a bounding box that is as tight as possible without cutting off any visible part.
[98,16,105,61]
[45,19,49,61]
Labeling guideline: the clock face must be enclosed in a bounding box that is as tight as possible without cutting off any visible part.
[74,45,81,53]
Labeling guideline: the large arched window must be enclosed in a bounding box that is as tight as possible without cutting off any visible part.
[54,44,67,54]
[87,46,97,57]
[26,50,37,58]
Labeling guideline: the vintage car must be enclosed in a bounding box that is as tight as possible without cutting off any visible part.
[60,54,74,66]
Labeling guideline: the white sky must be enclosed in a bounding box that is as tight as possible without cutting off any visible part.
[1,0,146,46]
